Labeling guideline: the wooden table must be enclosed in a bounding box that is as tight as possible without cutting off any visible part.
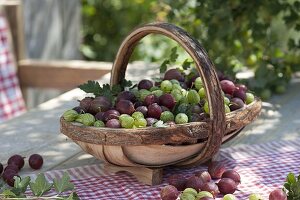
[1,63,300,176]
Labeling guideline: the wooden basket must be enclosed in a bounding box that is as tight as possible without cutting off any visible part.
[60,22,261,184]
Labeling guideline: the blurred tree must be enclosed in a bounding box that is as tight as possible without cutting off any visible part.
[81,0,300,98]
[81,0,157,61]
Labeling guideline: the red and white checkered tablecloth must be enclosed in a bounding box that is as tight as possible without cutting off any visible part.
[27,138,300,200]
[0,14,26,122]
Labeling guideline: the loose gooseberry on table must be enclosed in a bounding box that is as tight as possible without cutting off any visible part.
[218,178,238,195]
[1,154,44,187]
[29,154,43,170]
[223,194,238,200]
[195,171,211,183]
[249,193,264,200]
[161,160,244,200]
[200,182,220,197]
[269,189,287,200]
[221,169,241,184]
[8,154,25,170]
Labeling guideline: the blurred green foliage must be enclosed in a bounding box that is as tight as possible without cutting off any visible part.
[82,0,300,98]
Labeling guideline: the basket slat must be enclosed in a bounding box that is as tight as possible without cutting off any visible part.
[61,118,211,145]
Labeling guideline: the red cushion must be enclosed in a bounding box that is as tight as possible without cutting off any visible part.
[0,13,26,122]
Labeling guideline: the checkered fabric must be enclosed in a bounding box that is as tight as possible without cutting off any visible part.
[26,138,300,200]
[0,13,26,122]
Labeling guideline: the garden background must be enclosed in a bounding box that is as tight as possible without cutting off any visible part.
[81,0,300,100]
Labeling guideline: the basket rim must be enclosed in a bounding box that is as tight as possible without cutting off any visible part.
[60,98,262,146]
[64,98,260,131]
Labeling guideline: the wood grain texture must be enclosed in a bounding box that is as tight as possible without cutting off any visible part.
[112,22,225,163]
[61,117,211,145]
[225,98,262,133]
[75,141,205,167]
[2,0,25,60]
[104,164,163,185]
[175,128,244,166]
[103,145,142,167]
[75,141,109,163]
[18,60,111,89]
[122,143,206,166]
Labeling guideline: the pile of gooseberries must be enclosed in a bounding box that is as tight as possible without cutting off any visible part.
[160,161,287,200]
[0,154,43,186]
[63,68,256,128]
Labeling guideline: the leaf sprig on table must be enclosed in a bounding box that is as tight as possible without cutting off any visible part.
[78,79,133,102]
[0,172,79,200]
[284,172,300,200]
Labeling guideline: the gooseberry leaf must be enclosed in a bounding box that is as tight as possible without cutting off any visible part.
[1,189,17,198]
[287,173,296,184]
[284,183,290,191]
[169,46,179,62]
[120,79,133,88]
[111,84,122,95]
[53,172,74,194]
[284,172,300,200]
[14,176,31,193]
[295,24,300,31]
[182,59,193,70]
[78,81,101,96]
[97,84,114,101]
[160,60,170,74]
[29,174,52,197]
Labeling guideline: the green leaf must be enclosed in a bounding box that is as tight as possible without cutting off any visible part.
[288,38,296,49]
[53,172,74,194]
[285,172,300,199]
[14,176,31,193]
[29,174,53,197]
[284,182,291,191]
[120,79,133,88]
[291,181,300,194]
[65,192,80,200]
[13,176,21,188]
[160,59,170,74]
[182,59,193,70]
[169,46,179,62]
[1,189,17,198]
[78,81,101,96]
[10,188,21,197]
[98,84,114,101]
[287,173,297,184]
[295,23,300,31]
[111,84,122,95]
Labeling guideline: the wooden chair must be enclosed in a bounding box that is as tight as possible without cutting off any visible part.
[2,0,111,103]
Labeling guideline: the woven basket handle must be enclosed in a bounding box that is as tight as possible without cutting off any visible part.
[110,22,225,164]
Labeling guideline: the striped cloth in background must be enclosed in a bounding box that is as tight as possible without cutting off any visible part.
[0,13,26,122]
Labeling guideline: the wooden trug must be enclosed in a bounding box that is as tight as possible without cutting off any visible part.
[60,22,262,185]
